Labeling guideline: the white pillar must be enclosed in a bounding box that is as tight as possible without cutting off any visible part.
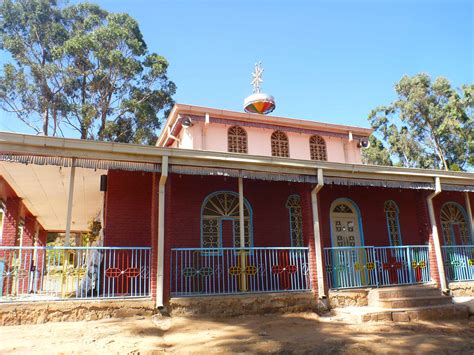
[426,177,448,291]
[311,168,325,298]
[238,176,247,291]
[65,158,76,247]
[465,192,474,240]
[156,156,168,308]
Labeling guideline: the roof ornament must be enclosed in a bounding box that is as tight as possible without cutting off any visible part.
[244,62,276,115]
[251,62,264,94]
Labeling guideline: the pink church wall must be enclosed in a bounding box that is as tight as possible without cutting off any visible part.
[174,121,362,164]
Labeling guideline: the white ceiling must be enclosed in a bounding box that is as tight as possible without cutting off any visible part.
[0,162,105,231]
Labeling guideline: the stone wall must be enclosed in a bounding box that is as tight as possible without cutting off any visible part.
[449,281,474,296]
[328,289,369,308]
[169,292,326,317]
[0,299,154,326]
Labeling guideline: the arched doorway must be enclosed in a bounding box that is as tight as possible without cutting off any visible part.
[201,191,253,248]
[440,202,472,246]
[330,199,363,247]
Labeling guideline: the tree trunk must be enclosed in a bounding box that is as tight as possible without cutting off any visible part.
[42,108,49,136]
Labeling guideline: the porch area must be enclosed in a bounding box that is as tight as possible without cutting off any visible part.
[0,246,151,302]
[324,245,474,291]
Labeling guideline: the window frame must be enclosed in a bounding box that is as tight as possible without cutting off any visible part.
[286,195,304,247]
[271,130,290,158]
[384,200,402,246]
[227,126,248,154]
[309,135,327,161]
[200,191,254,253]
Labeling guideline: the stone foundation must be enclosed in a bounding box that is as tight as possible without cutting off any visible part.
[328,289,370,308]
[0,298,154,326]
[448,281,474,296]
[169,292,325,317]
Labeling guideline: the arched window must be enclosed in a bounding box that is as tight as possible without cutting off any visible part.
[271,130,289,157]
[309,135,327,161]
[201,191,253,248]
[286,195,303,247]
[228,126,248,153]
[440,202,471,245]
[384,200,402,246]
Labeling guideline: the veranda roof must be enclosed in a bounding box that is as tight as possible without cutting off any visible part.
[0,161,105,232]
[0,131,472,233]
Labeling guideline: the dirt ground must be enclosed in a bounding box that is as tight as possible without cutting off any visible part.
[1,312,474,354]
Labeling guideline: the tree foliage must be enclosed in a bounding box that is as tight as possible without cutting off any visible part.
[0,0,176,144]
[367,73,473,171]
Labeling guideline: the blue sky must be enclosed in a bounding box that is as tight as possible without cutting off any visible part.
[0,0,472,135]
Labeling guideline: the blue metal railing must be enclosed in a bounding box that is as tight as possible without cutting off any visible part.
[0,246,151,301]
[324,246,430,289]
[170,247,311,297]
[442,245,474,282]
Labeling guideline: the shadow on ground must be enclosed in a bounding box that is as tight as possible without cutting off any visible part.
[126,312,474,354]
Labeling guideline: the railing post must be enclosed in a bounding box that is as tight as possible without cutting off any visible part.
[406,246,413,284]
[372,247,379,287]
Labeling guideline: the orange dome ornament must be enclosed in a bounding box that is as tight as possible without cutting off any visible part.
[244,62,276,115]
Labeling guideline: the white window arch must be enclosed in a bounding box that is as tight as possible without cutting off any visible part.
[201,191,253,248]
[440,202,472,245]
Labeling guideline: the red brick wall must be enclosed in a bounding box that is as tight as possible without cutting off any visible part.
[1,197,20,246]
[103,170,154,247]
[318,185,428,248]
[165,174,312,249]
[162,174,316,300]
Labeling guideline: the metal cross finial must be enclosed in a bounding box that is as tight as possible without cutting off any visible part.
[251,62,264,93]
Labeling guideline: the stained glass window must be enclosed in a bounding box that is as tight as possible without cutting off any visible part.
[440,202,471,245]
[271,131,289,157]
[310,135,327,161]
[384,200,402,246]
[228,126,248,154]
[286,195,303,247]
[201,192,253,248]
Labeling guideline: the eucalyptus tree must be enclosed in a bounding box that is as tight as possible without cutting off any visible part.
[367,74,473,171]
[0,0,68,135]
[0,0,176,144]
[60,3,176,144]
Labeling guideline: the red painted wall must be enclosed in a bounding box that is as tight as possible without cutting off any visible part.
[162,174,316,300]
[318,185,428,248]
[165,174,313,249]
[104,170,154,247]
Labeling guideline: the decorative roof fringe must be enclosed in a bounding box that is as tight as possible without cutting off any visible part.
[441,184,474,192]
[170,165,318,183]
[323,177,434,190]
[0,154,161,173]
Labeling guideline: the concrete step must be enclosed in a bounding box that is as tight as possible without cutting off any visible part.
[368,285,441,300]
[332,303,469,323]
[371,295,453,309]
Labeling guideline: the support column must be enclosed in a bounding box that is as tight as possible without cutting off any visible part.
[65,158,76,246]
[238,176,247,291]
[156,156,168,308]
[465,192,474,239]
[426,177,448,291]
[311,168,325,298]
